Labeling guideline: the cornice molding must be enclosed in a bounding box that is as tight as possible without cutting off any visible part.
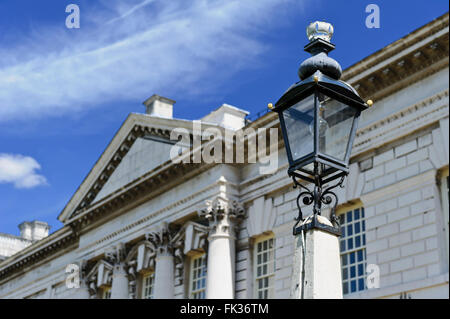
[0,227,77,283]
[77,177,226,253]
[353,89,449,156]
[342,13,448,82]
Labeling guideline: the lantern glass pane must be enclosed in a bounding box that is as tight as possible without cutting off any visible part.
[282,95,315,162]
[318,93,357,161]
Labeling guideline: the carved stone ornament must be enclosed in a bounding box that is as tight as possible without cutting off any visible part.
[83,259,113,298]
[199,197,246,237]
[105,243,127,265]
[123,239,158,299]
[145,222,177,257]
[170,221,209,285]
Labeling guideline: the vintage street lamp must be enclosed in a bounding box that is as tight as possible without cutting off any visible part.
[270,21,370,236]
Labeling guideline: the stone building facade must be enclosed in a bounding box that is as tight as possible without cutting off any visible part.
[0,13,448,299]
[0,221,49,262]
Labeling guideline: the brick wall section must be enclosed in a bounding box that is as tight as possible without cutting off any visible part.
[363,135,445,291]
[272,189,302,298]
[362,133,434,194]
[235,200,298,299]
[365,192,441,287]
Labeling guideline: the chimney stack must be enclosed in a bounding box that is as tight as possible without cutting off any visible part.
[19,221,50,242]
[143,94,175,119]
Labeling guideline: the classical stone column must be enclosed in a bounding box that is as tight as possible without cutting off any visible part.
[291,215,343,299]
[146,224,176,299]
[199,197,245,299]
[106,244,129,299]
[110,264,129,299]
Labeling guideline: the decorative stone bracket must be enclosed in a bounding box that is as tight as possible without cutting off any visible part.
[82,259,113,298]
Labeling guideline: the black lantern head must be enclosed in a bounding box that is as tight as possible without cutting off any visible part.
[272,21,369,184]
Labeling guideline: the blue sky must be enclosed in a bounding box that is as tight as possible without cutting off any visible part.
[0,0,448,236]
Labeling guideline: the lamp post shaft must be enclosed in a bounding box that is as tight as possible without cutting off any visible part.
[291,216,343,299]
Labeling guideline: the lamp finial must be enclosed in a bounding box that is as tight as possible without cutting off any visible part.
[306,21,334,42]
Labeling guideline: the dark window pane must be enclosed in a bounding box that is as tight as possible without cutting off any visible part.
[350,266,356,278]
[343,268,348,280]
[362,220,366,231]
[347,225,353,236]
[350,252,355,264]
[348,238,353,250]
[358,278,365,291]
[355,236,361,248]
[347,211,353,223]
[355,222,360,234]
[357,250,363,262]
[351,280,357,292]
[342,254,347,266]
[354,209,360,220]
[340,240,346,252]
[361,207,365,218]
[343,282,348,294]
[358,264,364,276]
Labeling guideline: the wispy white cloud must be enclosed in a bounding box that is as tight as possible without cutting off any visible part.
[0,0,304,122]
[0,154,48,189]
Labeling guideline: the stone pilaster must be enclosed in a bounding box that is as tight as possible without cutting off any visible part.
[199,197,245,299]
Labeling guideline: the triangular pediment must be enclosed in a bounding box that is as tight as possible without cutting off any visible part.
[58,113,203,224]
[93,136,174,202]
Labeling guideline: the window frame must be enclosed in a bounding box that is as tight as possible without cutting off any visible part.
[141,271,155,299]
[253,233,275,299]
[337,203,367,295]
[188,252,207,299]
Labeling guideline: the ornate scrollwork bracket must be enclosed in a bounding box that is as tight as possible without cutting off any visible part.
[290,171,346,237]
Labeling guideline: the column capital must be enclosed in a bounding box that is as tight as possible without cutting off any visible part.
[199,197,245,237]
